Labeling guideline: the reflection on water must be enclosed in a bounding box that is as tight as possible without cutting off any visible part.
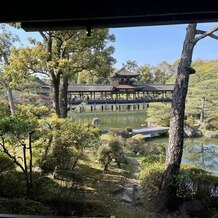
[146,137,218,176]
[72,111,218,176]
[183,138,218,175]
[72,111,147,129]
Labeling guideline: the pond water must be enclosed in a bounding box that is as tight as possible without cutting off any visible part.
[145,137,218,175]
[72,111,218,176]
[71,110,147,129]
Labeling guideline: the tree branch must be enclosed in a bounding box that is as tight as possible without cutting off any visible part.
[39,31,48,41]
[0,136,26,172]
[0,48,9,64]
[193,26,218,43]
[195,30,218,40]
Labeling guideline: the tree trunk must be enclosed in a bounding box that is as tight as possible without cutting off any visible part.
[29,132,33,191]
[51,74,61,117]
[22,142,30,195]
[157,24,197,211]
[59,74,69,118]
[3,82,15,116]
[200,97,205,122]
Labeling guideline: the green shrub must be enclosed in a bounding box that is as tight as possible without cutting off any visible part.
[132,133,144,141]
[99,133,116,142]
[125,127,132,133]
[98,139,126,170]
[126,134,145,154]
[0,153,15,172]
[0,100,10,116]
[126,137,166,156]
[177,164,218,204]
[30,173,61,202]
[108,128,129,138]
[185,117,196,127]
[142,143,166,156]
[0,172,26,198]
[140,162,164,208]
[140,162,218,210]
[39,154,57,173]
[0,197,52,215]
[141,155,165,165]
[205,116,218,130]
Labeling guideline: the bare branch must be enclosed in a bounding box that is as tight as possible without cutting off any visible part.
[195,30,218,40]
[193,25,218,43]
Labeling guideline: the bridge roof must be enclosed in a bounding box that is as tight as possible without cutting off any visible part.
[35,78,174,92]
[67,84,174,92]
[114,84,141,90]
[68,84,114,92]
[139,84,174,91]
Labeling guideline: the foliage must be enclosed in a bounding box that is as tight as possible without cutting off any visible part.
[77,69,110,84]
[176,164,218,205]
[125,134,145,154]
[0,172,28,198]
[132,133,144,141]
[98,134,127,170]
[0,114,35,136]
[202,116,218,131]
[0,24,20,115]
[143,143,166,156]
[147,102,170,126]
[0,170,82,212]
[140,161,218,209]
[122,60,139,72]
[99,133,117,143]
[142,155,165,165]
[137,61,173,84]
[0,100,10,116]
[0,114,38,195]
[0,153,15,172]
[140,160,164,207]
[125,127,132,132]
[126,134,166,156]
[17,104,52,119]
[0,197,52,215]
[108,127,129,138]
[7,29,116,117]
[156,61,176,77]
[38,117,100,174]
[186,60,218,121]
[138,64,153,83]
[185,117,196,127]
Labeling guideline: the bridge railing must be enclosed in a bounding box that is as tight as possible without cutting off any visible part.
[69,98,172,106]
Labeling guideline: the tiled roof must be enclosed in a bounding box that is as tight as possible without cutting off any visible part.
[114,84,174,91]
[139,84,174,91]
[36,78,174,92]
[68,84,114,92]
[114,84,140,89]
[111,67,140,77]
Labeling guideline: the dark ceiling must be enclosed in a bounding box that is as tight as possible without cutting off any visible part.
[1,0,218,31]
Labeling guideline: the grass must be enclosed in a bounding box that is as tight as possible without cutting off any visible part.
[69,148,149,217]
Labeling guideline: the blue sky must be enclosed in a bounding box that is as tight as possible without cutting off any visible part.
[109,22,218,68]
[10,22,218,69]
